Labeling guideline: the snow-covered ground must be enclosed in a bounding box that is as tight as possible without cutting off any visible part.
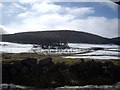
[77,50,119,56]
[64,56,119,60]
[63,43,120,60]
[0,42,33,53]
[68,43,118,49]
[0,42,120,60]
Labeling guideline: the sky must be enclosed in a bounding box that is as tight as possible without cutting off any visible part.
[0,0,119,38]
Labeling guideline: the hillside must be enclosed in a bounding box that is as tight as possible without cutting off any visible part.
[111,37,120,45]
[1,30,115,45]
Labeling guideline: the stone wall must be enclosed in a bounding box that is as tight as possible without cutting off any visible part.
[2,58,120,88]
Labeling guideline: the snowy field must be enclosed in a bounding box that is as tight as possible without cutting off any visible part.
[68,43,118,49]
[0,42,33,53]
[0,42,119,60]
[64,56,119,60]
[66,43,119,60]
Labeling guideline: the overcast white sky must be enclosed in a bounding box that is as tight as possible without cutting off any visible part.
[0,0,119,38]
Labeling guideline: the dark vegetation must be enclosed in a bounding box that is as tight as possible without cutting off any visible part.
[2,30,119,46]
[111,37,120,45]
[2,57,120,88]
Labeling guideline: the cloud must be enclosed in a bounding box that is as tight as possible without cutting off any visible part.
[31,2,62,14]
[64,7,95,17]
[100,1,118,11]
[77,17,118,38]
[2,0,116,3]
[0,3,2,7]
[17,2,95,20]
[5,2,95,32]
[106,2,118,11]
[2,2,118,38]
[18,0,111,3]
[6,15,118,38]
[0,25,8,34]
[30,2,94,16]
[3,2,27,17]
[0,3,2,24]
[19,0,40,3]
[12,3,27,10]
